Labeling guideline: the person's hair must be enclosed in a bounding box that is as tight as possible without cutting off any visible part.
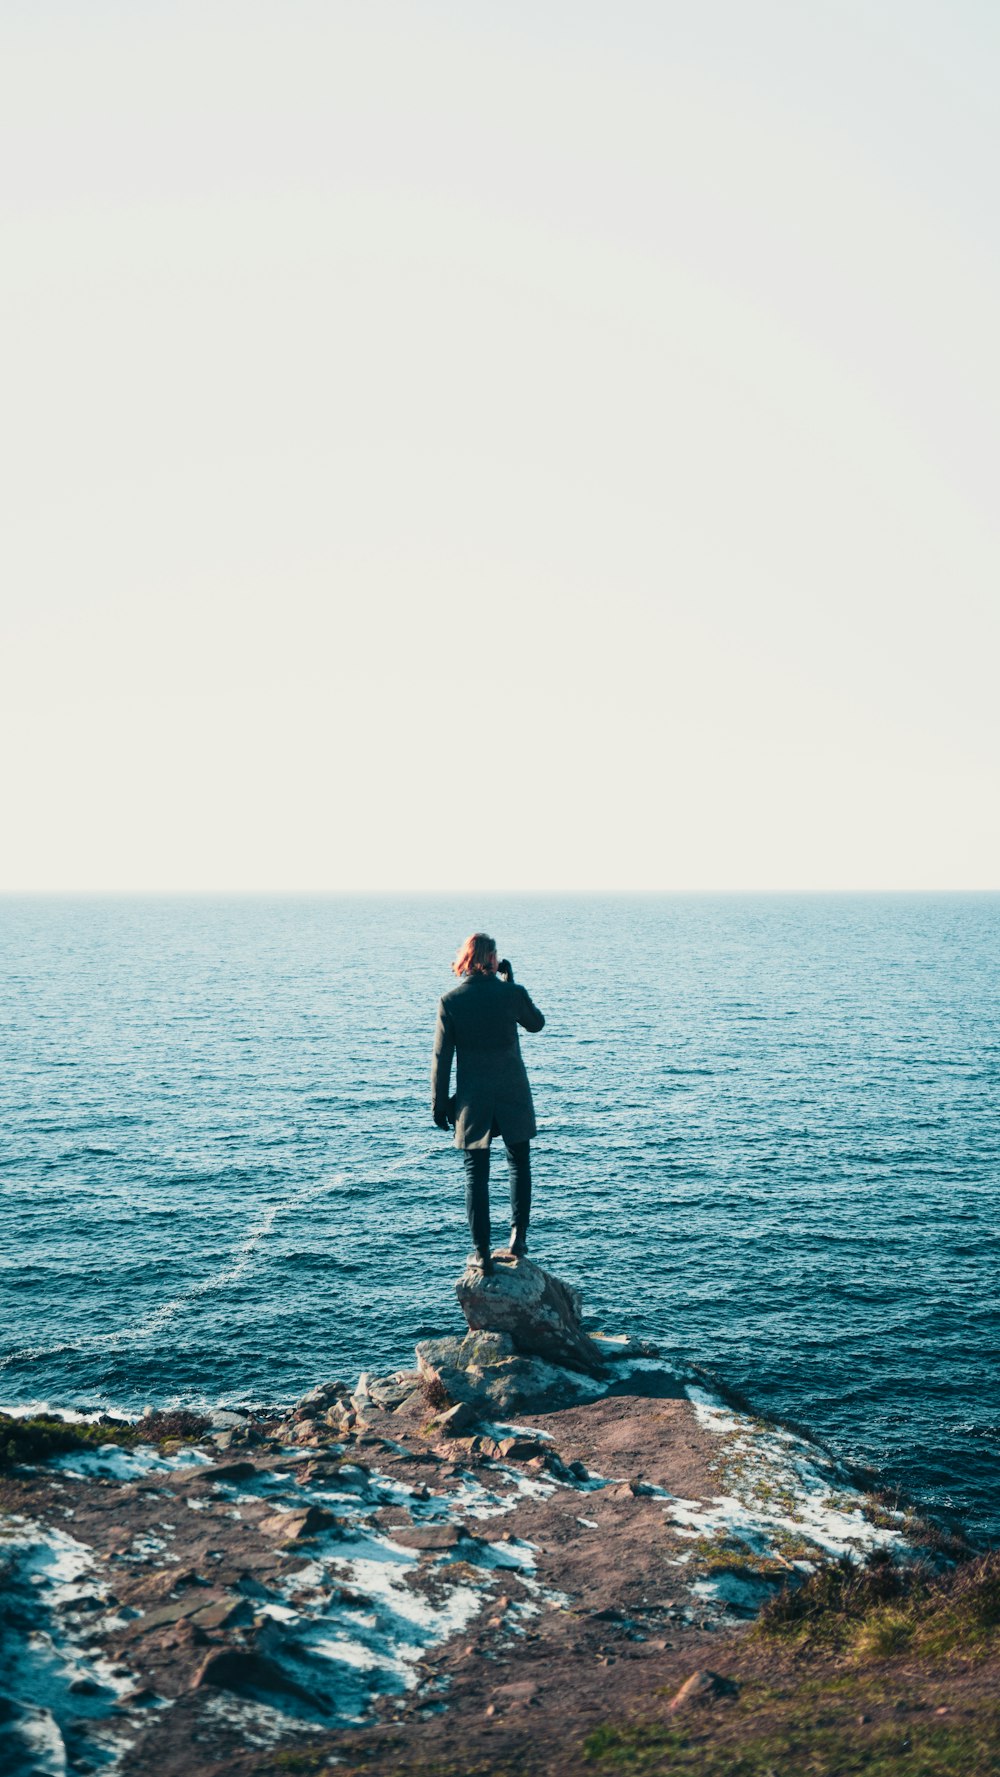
[453,932,497,977]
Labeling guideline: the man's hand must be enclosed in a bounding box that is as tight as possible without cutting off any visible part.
[433,1108,451,1131]
[497,957,515,982]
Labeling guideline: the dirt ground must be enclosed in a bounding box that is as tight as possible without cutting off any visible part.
[3,1371,996,1777]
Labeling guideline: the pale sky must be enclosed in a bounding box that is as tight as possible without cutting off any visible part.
[2,1,998,891]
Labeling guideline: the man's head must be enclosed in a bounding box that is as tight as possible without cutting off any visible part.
[453,932,498,977]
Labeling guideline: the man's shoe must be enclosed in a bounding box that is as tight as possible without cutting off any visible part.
[509,1226,528,1259]
[473,1250,495,1277]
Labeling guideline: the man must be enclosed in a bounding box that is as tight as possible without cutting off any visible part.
[431,932,545,1274]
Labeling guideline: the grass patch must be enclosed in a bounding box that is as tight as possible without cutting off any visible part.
[583,1723,688,1765]
[581,1711,1000,1775]
[900,1511,975,1564]
[0,1414,135,1468]
[0,1408,210,1469]
[582,1557,1000,1776]
[691,1536,791,1579]
[758,1551,1000,1661]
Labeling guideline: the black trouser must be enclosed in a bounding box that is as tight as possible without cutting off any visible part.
[462,1140,531,1258]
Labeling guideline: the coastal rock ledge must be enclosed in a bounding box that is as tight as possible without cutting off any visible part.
[0,1259,969,1777]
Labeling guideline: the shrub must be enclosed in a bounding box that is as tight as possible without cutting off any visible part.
[759,1550,1000,1662]
[421,1375,452,1412]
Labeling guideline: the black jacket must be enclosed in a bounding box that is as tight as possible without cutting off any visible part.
[431,972,545,1150]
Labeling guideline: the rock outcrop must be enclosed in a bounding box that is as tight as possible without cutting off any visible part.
[415,1328,601,1416]
[0,1296,945,1777]
[455,1255,609,1378]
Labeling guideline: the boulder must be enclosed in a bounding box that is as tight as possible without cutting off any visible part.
[414,1336,479,1405]
[433,1401,476,1436]
[193,1647,317,1709]
[497,1435,547,1461]
[457,1329,518,1368]
[113,1686,162,1709]
[389,1522,469,1551]
[366,1374,423,1412]
[667,1670,740,1712]
[189,1595,255,1631]
[330,1462,369,1489]
[258,1505,340,1542]
[207,1408,250,1431]
[290,1421,322,1445]
[292,1381,350,1421]
[123,1593,226,1637]
[415,1331,600,1416]
[456,1256,608,1378]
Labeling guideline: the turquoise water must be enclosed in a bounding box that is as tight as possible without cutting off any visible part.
[1,894,998,1541]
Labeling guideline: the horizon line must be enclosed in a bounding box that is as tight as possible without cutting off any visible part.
[1,887,998,899]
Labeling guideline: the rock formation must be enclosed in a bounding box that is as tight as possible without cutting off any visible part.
[455,1254,609,1378]
[416,1326,601,1417]
[412,1255,619,1416]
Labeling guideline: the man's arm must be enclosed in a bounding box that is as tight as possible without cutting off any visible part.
[431,999,456,1127]
[514,984,545,1033]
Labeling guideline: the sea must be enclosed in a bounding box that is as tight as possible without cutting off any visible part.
[1,894,998,1544]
